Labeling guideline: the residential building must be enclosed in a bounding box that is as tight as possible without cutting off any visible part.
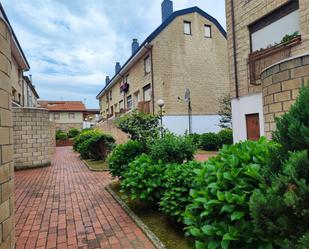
[96,0,229,135]
[38,100,86,132]
[226,0,309,141]
[22,76,39,107]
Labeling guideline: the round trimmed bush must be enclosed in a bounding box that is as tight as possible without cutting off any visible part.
[56,130,67,140]
[199,132,220,151]
[218,129,233,147]
[68,128,80,138]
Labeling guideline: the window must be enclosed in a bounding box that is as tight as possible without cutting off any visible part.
[134,91,140,107]
[127,95,132,110]
[124,75,129,83]
[205,25,212,38]
[143,84,151,102]
[54,113,60,120]
[68,113,75,119]
[119,100,124,111]
[144,56,151,74]
[184,21,191,35]
[249,1,300,52]
[109,90,112,100]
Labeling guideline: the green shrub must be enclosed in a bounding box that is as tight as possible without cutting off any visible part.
[199,132,220,151]
[249,85,309,248]
[121,154,166,202]
[184,137,277,249]
[68,128,80,138]
[116,110,160,143]
[73,129,115,160]
[189,133,202,147]
[218,129,233,147]
[56,130,67,140]
[159,161,202,222]
[108,140,146,179]
[149,133,196,164]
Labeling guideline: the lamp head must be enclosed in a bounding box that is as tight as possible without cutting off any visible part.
[157,99,165,107]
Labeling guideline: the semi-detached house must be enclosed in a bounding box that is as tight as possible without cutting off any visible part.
[97,0,229,135]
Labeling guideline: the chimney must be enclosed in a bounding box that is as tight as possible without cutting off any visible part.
[105,76,110,85]
[161,0,173,22]
[115,62,121,74]
[132,39,139,55]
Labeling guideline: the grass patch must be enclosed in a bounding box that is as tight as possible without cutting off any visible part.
[110,181,194,249]
[84,159,109,171]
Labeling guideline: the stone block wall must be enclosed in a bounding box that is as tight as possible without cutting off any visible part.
[261,53,309,139]
[0,19,15,249]
[13,107,55,170]
[55,122,83,132]
[96,120,129,144]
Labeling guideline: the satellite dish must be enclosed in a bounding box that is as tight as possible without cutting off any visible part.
[184,88,190,102]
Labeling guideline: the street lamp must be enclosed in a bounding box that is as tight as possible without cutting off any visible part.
[157,99,165,138]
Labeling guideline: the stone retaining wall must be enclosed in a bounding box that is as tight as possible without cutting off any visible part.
[261,53,309,139]
[0,18,14,249]
[13,107,55,170]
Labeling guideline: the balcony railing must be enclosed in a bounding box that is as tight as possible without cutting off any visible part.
[138,101,151,114]
[248,36,301,85]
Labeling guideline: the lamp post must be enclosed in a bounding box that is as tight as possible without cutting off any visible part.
[157,99,165,138]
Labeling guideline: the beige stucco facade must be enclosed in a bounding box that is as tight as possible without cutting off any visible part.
[98,8,229,134]
[49,111,84,132]
[226,0,309,141]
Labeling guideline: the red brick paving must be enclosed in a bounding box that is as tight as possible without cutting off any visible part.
[14,147,155,249]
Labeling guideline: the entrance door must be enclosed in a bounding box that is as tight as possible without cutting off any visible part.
[246,113,260,141]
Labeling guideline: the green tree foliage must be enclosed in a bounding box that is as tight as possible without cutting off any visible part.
[159,161,202,222]
[218,94,232,129]
[116,110,160,143]
[56,130,67,140]
[149,133,196,164]
[184,138,277,249]
[67,128,80,138]
[108,140,146,179]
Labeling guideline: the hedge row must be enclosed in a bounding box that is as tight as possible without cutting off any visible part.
[56,128,80,140]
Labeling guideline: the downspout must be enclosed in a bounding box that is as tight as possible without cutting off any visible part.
[145,44,155,114]
[230,0,239,98]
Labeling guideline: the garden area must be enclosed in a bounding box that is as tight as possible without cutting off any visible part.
[72,85,309,249]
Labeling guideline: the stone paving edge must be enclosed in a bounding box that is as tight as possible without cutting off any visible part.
[105,184,167,249]
[82,159,109,172]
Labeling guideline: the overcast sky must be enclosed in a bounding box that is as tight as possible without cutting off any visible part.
[2,0,226,108]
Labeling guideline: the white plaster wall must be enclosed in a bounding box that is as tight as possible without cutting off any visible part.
[252,10,300,52]
[231,93,264,142]
[162,115,221,135]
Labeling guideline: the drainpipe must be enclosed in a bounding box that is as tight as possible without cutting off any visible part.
[145,44,155,114]
[230,0,239,98]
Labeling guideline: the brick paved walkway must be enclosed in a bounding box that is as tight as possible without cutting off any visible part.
[14,147,155,249]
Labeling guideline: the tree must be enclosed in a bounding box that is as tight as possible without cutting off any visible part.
[218,94,232,129]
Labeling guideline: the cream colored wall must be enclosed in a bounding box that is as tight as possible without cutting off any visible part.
[99,11,229,118]
[151,12,229,115]
[11,56,22,104]
[225,0,309,99]
[49,112,83,124]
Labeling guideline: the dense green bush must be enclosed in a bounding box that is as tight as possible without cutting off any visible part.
[189,133,202,147]
[73,129,115,160]
[159,161,202,222]
[56,130,67,140]
[218,129,233,147]
[68,128,80,138]
[199,132,220,151]
[121,154,166,202]
[149,133,196,164]
[108,140,146,179]
[184,138,277,249]
[116,110,160,143]
[249,85,309,249]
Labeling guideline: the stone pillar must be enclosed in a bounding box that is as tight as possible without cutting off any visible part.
[0,19,15,249]
[261,53,309,139]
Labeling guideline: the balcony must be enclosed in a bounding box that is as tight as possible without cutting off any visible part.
[248,36,301,85]
[138,101,151,114]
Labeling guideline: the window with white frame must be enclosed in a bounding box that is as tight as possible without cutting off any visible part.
[184,21,191,35]
[144,56,151,74]
[205,25,211,38]
[68,113,75,119]
[127,95,132,110]
[54,112,60,120]
[143,84,151,101]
